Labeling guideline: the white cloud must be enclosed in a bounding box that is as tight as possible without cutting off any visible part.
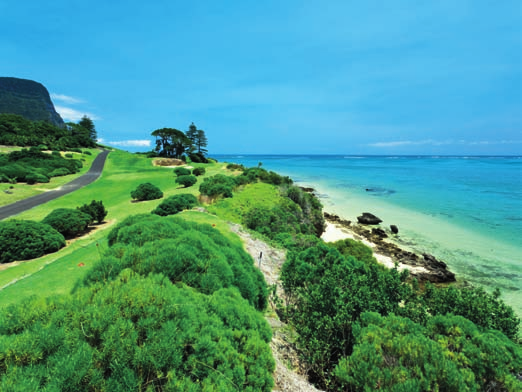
[50,93,84,104]
[101,139,152,147]
[55,105,100,122]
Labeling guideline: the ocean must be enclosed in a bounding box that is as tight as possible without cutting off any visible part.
[215,155,522,317]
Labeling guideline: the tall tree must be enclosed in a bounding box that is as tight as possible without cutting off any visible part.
[196,129,208,154]
[151,128,191,158]
[78,115,97,142]
[186,122,198,146]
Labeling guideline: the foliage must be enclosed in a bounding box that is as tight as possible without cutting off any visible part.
[0,113,96,149]
[175,174,197,188]
[0,220,65,263]
[199,174,237,199]
[226,163,245,171]
[0,148,82,184]
[173,167,191,176]
[284,186,324,236]
[151,194,198,216]
[422,283,520,340]
[0,273,275,391]
[151,127,192,159]
[130,182,163,201]
[236,167,293,187]
[99,215,268,310]
[192,167,206,176]
[329,238,379,267]
[77,200,108,224]
[188,152,209,163]
[41,208,92,238]
[280,243,412,387]
[186,122,208,156]
[333,312,522,391]
[78,115,97,142]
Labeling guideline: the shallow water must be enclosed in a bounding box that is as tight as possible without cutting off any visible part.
[216,155,522,316]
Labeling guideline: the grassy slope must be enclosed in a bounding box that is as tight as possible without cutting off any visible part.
[0,148,101,207]
[0,151,279,307]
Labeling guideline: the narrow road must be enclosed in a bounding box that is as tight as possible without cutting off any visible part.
[0,149,110,220]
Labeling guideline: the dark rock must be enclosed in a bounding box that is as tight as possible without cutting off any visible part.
[371,228,388,239]
[299,186,316,193]
[390,225,399,234]
[324,212,351,227]
[357,212,382,225]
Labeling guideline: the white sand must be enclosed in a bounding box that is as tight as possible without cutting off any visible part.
[321,221,429,274]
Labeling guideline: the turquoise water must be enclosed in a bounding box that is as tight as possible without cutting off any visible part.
[216,155,522,315]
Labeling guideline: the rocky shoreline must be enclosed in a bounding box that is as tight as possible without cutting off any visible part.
[324,211,456,284]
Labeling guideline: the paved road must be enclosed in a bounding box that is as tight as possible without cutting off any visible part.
[0,149,110,220]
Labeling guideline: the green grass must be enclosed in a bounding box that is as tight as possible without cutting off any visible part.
[0,150,251,307]
[0,148,101,207]
[206,182,281,223]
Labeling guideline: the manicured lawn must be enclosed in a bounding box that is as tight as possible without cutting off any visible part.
[0,150,249,307]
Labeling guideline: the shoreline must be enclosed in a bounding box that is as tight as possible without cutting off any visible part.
[320,211,456,283]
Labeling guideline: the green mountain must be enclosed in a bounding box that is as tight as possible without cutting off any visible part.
[0,76,65,127]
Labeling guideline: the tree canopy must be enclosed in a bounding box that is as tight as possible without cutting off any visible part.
[151,127,191,158]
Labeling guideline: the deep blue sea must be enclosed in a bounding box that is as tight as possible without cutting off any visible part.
[215,155,522,315]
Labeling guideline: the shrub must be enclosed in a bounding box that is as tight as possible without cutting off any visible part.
[226,163,245,171]
[130,183,163,201]
[192,167,206,176]
[77,200,108,224]
[152,194,198,216]
[333,312,522,391]
[175,174,197,188]
[82,150,92,155]
[100,215,268,310]
[49,167,71,177]
[188,152,208,163]
[329,238,378,266]
[199,174,237,198]
[0,220,65,263]
[25,172,49,184]
[0,273,275,391]
[51,150,61,157]
[42,208,92,238]
[64,153,73,158]
[173,167,191,176]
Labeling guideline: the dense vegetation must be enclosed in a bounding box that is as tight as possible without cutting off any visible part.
[0,76,65,127]
[151,123,208,161]
[0,220,65,263]
[0,147,83,184]
[42,208,92,239]
[277,238,522,390]
[0,113,97,149]
[77,200,108,224]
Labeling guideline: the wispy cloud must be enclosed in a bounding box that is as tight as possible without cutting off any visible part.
[55,106,100,122]
[368,139,522,148]
[98,139,151,147]
[50,93,84,104]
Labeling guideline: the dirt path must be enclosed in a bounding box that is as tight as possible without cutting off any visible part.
[229,223,323,392]
[0,149,110,220]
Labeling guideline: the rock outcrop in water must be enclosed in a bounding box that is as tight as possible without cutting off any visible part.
[0,77,65,127]
[357,212,383,225]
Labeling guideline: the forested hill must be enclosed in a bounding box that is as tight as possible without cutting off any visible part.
[0,77,64,127]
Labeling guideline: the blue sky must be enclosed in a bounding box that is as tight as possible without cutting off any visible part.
[1,1,521,154]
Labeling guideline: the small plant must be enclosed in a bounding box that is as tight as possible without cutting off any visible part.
[64,153,73,158]
[131,183,163,201]
[83,150,92,155]
[173,167,191,176]
[192,167,206,176]
[152,194,198,216]
[175,174,197,188]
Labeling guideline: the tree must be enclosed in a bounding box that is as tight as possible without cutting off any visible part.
[77,200,108,224]
[186,122,198,149]
[78,115,97,142]
[151,128,191,158]
[196,129,208,154]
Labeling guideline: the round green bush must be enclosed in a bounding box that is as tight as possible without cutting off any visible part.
[199,174,237,198]
[42,208,92,238]
[130,182,163,201]
[173,167,191,176]
[175,174,197,188]
[77,200,108,224]
[0,220,65,263]
[152,194,198,216]
[192,167,206,176]
[82,150,92,155]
